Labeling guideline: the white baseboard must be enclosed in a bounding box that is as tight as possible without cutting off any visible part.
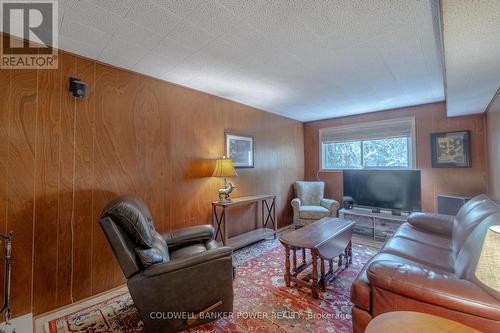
[0,313,33,333]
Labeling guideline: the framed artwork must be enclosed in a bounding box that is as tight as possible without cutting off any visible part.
[225,132,254,168]
[431,130,471,168]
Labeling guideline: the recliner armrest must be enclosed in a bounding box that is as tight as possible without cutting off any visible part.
[143,246,233,277]
[162,224,214,247]
[367,260,500,321]
[407,212,454,236]
[320,198,339,214]
[291,198,301,209]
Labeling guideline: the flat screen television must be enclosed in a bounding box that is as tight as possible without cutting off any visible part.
[343,169,421,212]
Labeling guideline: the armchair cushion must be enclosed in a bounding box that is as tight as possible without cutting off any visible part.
[162,224,214,248]
[299,205,330,219]
[294,181,324,205]
[143,246,233,277]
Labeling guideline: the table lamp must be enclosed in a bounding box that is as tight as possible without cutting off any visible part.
[212,156,237,202]
[475,225,500,293]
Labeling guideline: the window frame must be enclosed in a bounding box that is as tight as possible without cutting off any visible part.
[318,117,416,172]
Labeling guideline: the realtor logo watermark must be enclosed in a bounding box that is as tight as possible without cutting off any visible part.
[1,0,58,68]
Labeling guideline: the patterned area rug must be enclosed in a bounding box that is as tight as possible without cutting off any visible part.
[46,240,376,333]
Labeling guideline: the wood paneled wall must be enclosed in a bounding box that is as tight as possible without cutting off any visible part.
[0,51,304,317]
[304,102,488,212]
[486,93,500,199]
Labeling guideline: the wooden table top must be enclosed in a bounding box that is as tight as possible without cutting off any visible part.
[212,194,276,206]
[366,311,481,333]
[279,217,355,249]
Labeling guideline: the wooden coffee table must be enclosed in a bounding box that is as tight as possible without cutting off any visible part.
[279,217,355,298]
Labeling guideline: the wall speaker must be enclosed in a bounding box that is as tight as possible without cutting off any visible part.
[69,77,87,98]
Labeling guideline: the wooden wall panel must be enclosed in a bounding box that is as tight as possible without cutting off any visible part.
[304,102,488,212]
[8,69,38,316]
[0,45,303,318]
[56,53,77,308]
[71,57,95,302]
[32,51,63,314]
[0,69,10,315]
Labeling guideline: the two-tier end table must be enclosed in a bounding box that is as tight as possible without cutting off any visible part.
[212,194,277,249]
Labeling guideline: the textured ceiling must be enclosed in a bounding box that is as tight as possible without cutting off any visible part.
[442,0,500,116]
[5,0,447,121]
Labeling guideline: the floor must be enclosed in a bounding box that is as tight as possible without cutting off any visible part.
[34,233,383,333]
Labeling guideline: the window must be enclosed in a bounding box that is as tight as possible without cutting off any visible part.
[319,118,415,170]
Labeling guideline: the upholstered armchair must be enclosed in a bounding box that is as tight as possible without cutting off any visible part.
[99,195,233,333]
[291,181,340,228]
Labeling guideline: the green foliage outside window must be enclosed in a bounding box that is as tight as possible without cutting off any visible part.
[322,137,409,169]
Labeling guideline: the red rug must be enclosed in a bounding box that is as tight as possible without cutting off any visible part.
[46,242,376,333]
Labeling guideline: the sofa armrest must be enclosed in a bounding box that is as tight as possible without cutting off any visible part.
[320,198,340,215]
[162,224,214,247]
[367,260,500,321]
[407,212,454,236]
[143,246,232,277]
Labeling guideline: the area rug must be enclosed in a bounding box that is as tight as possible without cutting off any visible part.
[46,240,376,333]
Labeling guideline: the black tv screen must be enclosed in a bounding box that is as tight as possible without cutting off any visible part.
[343,169,421,212]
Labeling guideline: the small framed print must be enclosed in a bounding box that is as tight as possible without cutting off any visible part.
[225,132,254,168]
[431,130,471,168]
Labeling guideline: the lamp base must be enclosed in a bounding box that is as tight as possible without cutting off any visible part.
[217,198,232,203]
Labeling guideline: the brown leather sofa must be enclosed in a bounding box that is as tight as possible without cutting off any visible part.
[351,194,500,333]
[99,195,234,332]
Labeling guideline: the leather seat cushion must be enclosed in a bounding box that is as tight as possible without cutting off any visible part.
[393,223,452,250]
[351,252,450,311]
[299,206,330,219]
[381,237,454,272]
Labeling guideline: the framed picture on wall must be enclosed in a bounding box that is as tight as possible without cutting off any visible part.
[431,130,471,168]
[225,132,254,168]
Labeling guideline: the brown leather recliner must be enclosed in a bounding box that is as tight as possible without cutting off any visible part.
[351,194,500,333]
[99,195,234,332]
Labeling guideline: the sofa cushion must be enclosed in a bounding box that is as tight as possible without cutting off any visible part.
[393,223,452,250]
[294,181,324,205]
[381,237,454,272]
[299,205,330,219]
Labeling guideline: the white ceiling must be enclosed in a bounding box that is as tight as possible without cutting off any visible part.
[442,0,500,116]
[4,1,496,121]
[48,0,445,122]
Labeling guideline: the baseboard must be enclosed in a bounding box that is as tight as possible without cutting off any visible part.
[0,313,33,333]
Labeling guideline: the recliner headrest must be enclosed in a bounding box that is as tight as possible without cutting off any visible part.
[101,195,156,247]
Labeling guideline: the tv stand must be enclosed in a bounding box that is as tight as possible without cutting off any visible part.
[339,207,408,241]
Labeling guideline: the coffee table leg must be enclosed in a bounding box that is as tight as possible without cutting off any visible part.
[284,245,291,287]
[348,240,353,264]
[338,253,343,267]
[302,248,306,265]
[292,248,297,274]
[311,250,319,298]
[320,258,326,290]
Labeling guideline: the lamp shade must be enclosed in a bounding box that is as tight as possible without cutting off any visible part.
[212,157,237,178]
[475,225,500,292]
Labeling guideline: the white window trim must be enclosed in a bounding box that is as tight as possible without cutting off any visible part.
[318,117,417,172]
